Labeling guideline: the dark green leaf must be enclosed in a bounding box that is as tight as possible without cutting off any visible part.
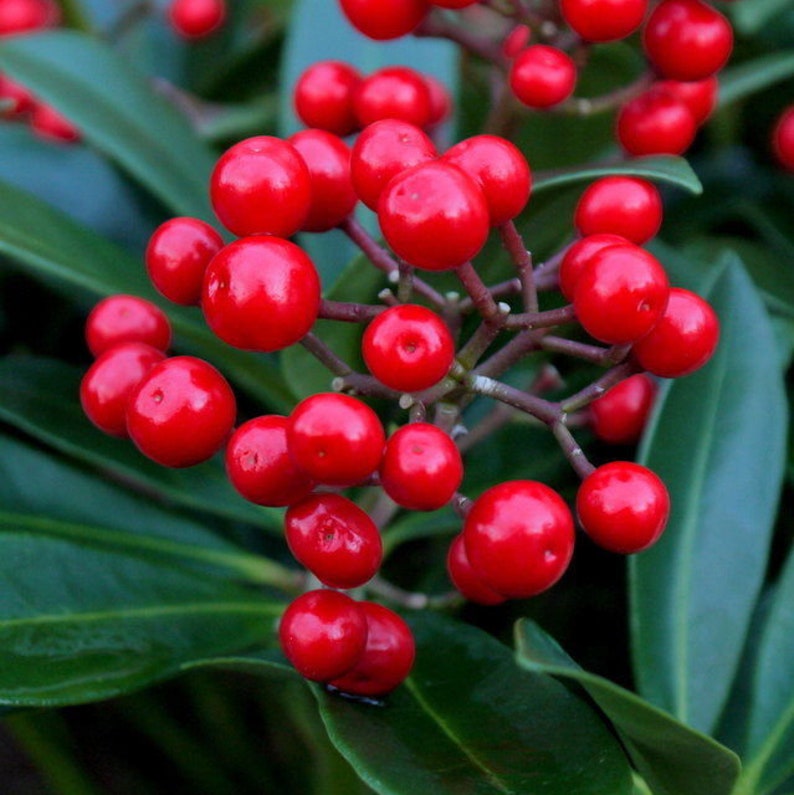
[515,619,741,795]
[728,0,793,36]
[718,51,794,108]
[631,255,788,734]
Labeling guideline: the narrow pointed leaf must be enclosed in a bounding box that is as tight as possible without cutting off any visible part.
[718,52,794,108]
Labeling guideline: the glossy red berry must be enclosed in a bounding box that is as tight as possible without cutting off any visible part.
[423,74,452,128]
[167,0,225,38]
[279,590,368,682]
[201,236,320,352]
[0,0,59,34]
[617,87,697,156]
[632,287,719,377]
[589,373,657,445]
[379,423,463,511]
[576,462,670,554]
[574,244,669,344]
[463,480,575,599]
[126,356,236,468]
[561,0,648,42]
[288,129,357,232]
[446,534,506,605]
[350,119,437,210]
[285,493,383,589]
[293,61,362,137]
[378,160,490,271]
[80,343,166,438]
[328,602,415,697]
[338,0,429,40]
[29,103,80,143]
[145,217,223,306]
[656,76,718,126]
[362,304,455,392]
[209,136,312,238]
[287,392,386,486]
[558,233,631,302]
[509,45,577,109]
[85,295,171,358]
[225,416,315,507]
[643,0,733,81]
[353,66,433,129]
[442,134,532,226]
[772,105,794,172]
[503,24,531,59]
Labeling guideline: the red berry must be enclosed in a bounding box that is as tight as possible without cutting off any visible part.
[209,136,312,238]
[574,176,663,245]
[328,602,415,697]
[350,119,437,210]
[0,74,35,117]
[589,373,657,445]
[561,0,648,42]
[85,295,171,358]
[558,233,631,302]
[287,393,386,486]
[338,0,429,40]
[225,416,315,507]
[285,493,383,589]
[279,590,368,682]
[576,462,670,554]
[423,74,453,128]
[617,86,697,156]
[145,217,223,306]
[80,342,166,438]
[502,24,531,59]
[29,103,80,143]
[0,0,59,34]
[772,105,794,172]
[288,129,358,232]
[632,287,719,377]
[509,45,577,109]
[362,304,455,392]
[293,60,362,137]
[442,134,532,226]
[463,480,575,599]
[126,356,236,468]
[573,244,670,344]
[167,0,226,38]
[353,66,433,129]
[656,76,718,126]
[446,534,506,605]
[643,0,733,81]
[378,160,490,271]
[379,423,463,511]
[429,0,479,7]
[201,236,320,352]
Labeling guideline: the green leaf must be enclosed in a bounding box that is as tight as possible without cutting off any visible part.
[533,156,703,197]
[315,611,634,795]
[0,30,215,219]
[631,255,788,734]
[515,619,741,795]
[728,0,793,35]
[718,51,794,108]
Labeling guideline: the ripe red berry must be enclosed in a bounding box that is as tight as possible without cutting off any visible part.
[126,356,236,468]
[576,461,670,554]
[287,392,386,486]
[379,423,463,511]
[574,176,663,245]
[350,119,437,210]
[338,0,429,40]
[573,244,669,344]
[328,602,415,697]
[225,416,315,507]
[378,160,490,271]
[145,217,223,306]
[29,103,80,143]
[561,0,648,42]
[643,0,733,81]
[509,45,577,109]
[0,0,59,34]
[80,342,166,438]
[463,480,575,599]
[285,493,383,589]
[85,295,171,358]
[288,129,357,232]
[617,87,697,156]
[442,134,532,226]
[209,136,312,238]
[772,105,794,172]
[279,590,368,682]
[558,233,631,302]
[167,0,226,38]
[293,60,362,137]
[589,373,657,445]
[502,24,531,59]
[353,66,433,129]
[362,304,455,393]
[446,534,506,605]
[201,236,320,352]
[656,76,719,126]
[632,287,719,377]
[423,74,452,128]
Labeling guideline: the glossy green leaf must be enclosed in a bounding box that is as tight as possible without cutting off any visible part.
[0,30,215,219]
[631,255,788,734]
[729,0,793,35]
[515,619,741,795]
[718,51,794,108]
[315,611,634,795]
